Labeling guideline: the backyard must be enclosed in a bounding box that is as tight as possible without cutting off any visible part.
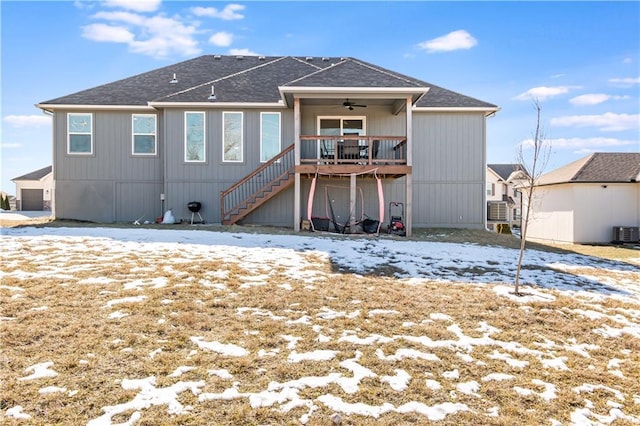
[1,219,639,425]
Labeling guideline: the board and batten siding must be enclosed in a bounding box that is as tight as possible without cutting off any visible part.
[163,108,294,224]
[411,112,486,228]
[53,110,163,223]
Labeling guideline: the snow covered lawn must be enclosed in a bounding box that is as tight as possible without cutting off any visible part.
[1,226,639,425]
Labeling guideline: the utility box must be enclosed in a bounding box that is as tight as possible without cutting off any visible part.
[612,226,640,243]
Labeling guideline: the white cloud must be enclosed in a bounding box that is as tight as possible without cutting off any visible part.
[550,112,640,131]
[229,48,259,56]
[546,137,637,149]
[569,93,630,106]
[513,86,579,101]
[417,30,477,53]
[82,23,134,43]
[0,142,23,149]
[608,76,640,85]
[623,57,632,64]
[191,4,245,20]
[103,0,161,13]
[209,31,233,47]
[3,115,52,128]
[83,10,200,58]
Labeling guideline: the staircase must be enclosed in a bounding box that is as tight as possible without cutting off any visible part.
[220,144,295,225]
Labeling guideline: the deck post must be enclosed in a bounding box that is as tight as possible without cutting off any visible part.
[350,173,357,229]
[294,96,301,231]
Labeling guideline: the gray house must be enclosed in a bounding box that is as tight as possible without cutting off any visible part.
[37,55,498,235]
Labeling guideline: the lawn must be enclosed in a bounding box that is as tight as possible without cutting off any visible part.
[1,223,639,425]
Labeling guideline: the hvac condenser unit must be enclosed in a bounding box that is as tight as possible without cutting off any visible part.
[612,226,640,243]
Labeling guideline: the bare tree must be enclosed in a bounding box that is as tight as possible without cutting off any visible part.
[514,99,552,295]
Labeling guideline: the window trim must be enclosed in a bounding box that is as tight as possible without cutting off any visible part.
[222,111,244,163]
[184,111,206,163]
[67,112,93,155]
[132,113,157,156]
[260,112,281,163]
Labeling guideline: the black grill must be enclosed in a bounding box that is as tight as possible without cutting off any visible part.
[187,201,202,213]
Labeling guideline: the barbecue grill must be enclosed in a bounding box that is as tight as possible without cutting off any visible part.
[187,201,204,224]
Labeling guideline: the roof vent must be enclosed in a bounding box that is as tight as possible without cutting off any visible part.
[170,73,178,84]
[321,57,329,61]
[208,86,216,101]
[236,55,243,60]
[258,56,266,60]
[306,56,313,61]
[213,55,221,60]
[340,57,347,61]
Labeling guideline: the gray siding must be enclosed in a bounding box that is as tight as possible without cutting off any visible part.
[53,110,164,222]
[164,108,294,224]
[411,112,486,228]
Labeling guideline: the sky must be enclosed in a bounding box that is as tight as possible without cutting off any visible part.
[1,0,639,194]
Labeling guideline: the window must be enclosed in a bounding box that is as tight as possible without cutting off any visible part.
[67,113,92,154]
[319,117,365,136]
[185,112,205,162]
[260,112,281,162]
[223,112,243,162]
[486,183,495,196]
[132,114,156,155]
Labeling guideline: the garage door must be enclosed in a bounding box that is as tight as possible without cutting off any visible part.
[21,189,44,211]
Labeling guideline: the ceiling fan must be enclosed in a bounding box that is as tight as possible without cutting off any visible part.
[342,99,366,110]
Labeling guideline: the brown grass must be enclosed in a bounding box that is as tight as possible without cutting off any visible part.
[1,221,639,425]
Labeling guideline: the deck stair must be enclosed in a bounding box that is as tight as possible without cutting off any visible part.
[220,144,295,225]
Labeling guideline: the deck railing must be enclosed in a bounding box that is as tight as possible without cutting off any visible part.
[220,144,295,223]
[299,136,407,166]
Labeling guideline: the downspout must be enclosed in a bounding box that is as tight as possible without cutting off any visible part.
[405,95,413,237]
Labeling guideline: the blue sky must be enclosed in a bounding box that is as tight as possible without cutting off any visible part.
[1,0,639,194]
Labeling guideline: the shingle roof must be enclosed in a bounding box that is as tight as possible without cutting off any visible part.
[488,164,527,181]
[12,165,52,181]
[39,55,496,110]
[537,153,640,186]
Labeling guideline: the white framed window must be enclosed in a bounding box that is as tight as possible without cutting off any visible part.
[223,111,243,162]
[185,112,205,162]
[260,112,281,162]
[132,114,157,155]
[486,183,495,196]
[67,113,93,154]
[318,116,366,136]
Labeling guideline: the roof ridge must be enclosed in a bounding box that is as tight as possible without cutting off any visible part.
[289,56,324,70]
[160,56,288,100]
[283,58,348,86]
[349,58,423,86]
[571,153,597,181]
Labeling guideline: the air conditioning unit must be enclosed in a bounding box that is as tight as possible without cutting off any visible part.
[612,226,640,243]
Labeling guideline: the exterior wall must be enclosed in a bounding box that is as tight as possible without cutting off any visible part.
[525,185,575,243]
[412,112,486,228]
[53,110,164,223]
[14,173,53,211]
[573,183,639,243]
[163,108,294,224]
[526,182,640,244]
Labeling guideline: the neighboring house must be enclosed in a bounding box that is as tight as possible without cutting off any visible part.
[36,55,498,234]
[11,165,53,211]
[486,163,528,229]
[524,153,640,244]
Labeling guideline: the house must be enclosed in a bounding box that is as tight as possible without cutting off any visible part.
[486,163,528,230]
[11,165,53,211]
[36,55,498,234]
[524,152,640,244]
